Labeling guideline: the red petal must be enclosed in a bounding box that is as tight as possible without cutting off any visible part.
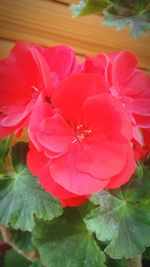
[82,53,109,79]
[131,99,150,116]
[61,196,88,207]
[71,88,133,180]
[27,144,79,200]
[0,42,53,137]
[40,45,78,81]
[9,42,53,96]
[111,51,137,88]
[0,113,28,137]
[0,101,34,127]
[82,94,132,141]
[106,144,135,189]
[133,140,149,162]
[38,113,74,154]
[0,42,52,107]
[132,125,144,145]
[50,145,109,195]
[120,70,150,97]
[28,93,52,150]
[27,144,49,175]
[134,114,150,128]
[76,140,128,180]
[52,74,107,126]
[142,128,150,150]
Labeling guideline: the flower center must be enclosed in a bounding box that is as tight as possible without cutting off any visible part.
[110,86,118,97]
[72,124,92,143]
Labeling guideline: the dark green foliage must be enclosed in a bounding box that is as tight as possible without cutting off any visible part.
[0,136,11,174]
[3,249,30,267]
[33,209,106,267]
[85,171,150,259]
[0,142,63,231]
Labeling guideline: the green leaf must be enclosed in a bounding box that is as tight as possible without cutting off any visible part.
[85,189,150,259]
[143,246,150,260]
[12,229,33,252]
[3,249,30,267]
[107,258,127,267]
[71,0,107,17]
[0,252,4,267]
[103,0,150,37]
[71,0,150,37]
[29,261,42,267]
[111,166,150,205]
[0,142,63,231]
[0,136,11,174]
[33,209,106,267]
[10,141,29,173]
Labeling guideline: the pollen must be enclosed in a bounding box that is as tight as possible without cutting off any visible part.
[78,133,85,141]
[74,124,92,143]
[84,129,92,134]
[77,124,84,130]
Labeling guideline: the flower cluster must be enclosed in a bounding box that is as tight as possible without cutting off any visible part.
[0,43,150,206]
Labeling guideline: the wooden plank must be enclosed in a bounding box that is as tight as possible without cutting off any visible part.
[0,0,150,70]
[53,0,75,4]
[0,39,14,59]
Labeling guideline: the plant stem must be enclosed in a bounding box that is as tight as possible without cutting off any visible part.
[0,224,38,262]
[127,255,142,267]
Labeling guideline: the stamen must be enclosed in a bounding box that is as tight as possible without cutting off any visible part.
[77,124,84,130]
[32,85,39,92]
[74,124,92,143]
[72,138,78,144]
[78,133,85,141]
[84,129,92,134]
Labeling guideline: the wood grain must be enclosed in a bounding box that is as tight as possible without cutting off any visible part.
[0,39,14,59]
[54,0,75,4]
[0,0,150,70]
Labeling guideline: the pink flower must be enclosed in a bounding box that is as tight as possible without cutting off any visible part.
[27,74,135,206]
[82,51,150,144]
[0,42,78,137]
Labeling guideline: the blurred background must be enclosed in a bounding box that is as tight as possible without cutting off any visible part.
[0,0,150,71]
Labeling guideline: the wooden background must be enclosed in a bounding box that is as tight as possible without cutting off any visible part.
[0,0,150,71]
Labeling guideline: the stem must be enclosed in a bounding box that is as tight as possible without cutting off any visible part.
[0,225,38,262]
[127,255,142,267]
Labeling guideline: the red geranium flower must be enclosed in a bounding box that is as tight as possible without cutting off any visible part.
[0,42,78,137]
[82,51,150,144]
[0,43,51,137]
[27,74,135,206]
